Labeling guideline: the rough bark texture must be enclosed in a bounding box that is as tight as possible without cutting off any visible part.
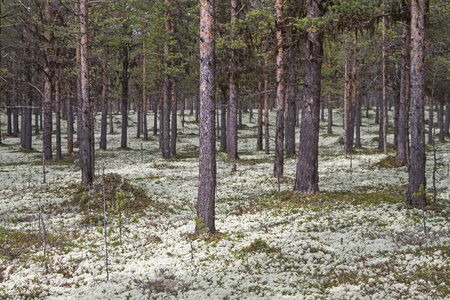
[438,100,444,142]
[285,49,296,155]
[42,0,53,161]
[43,73,52,161]
[257,80,263,151]
[220,88,227,151]
[264,51,270,154]
[100,50,108,150]
[227,0,238,160]
[197,0,216,235]
[382,14,388,154]
[66,84,74,155]
[355,95,361,148]
[121,45,129,149]
[408,0,426,206]
[427,96,433,145]
[327,91,332,134]
[294,0,323,194]
[55,75,62,160]
[79,0,94,186]
[274,0,285,178]
[143,41,148,140]
[170,78,177,157]
[76,42,82,145]
[21,63,32,150]
[444,94,449,135]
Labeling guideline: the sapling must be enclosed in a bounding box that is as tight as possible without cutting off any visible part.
[38,181,48,274]
[3,214,8,258]
[102,165,109,281]
[42,151,46,184]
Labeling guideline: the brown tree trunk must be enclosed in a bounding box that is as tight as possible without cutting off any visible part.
[438,100,444,142]
[257,80,263,151]
[327,91,332,134]
[76,37,82,146]
[227,0,238,160]
[427,96,433,145]
[143,41,148,140]
[55,75,62,160]
[444,94,449,135]
[43,74,52,161]
[285,48,296,155]
[264,46,270,154]
[408,0,426,206]
[197,0,216,235]
[100,49,108,150]
[220,87,227,151]
[79,0,94,186]
[274,0,285,178]
[121,44,129,149]
[66,82,74,155]
[170,78,177,157]
[43,0,53,161]
[382,13,388,154]
[22,61,32,150]
[294,0,323,194]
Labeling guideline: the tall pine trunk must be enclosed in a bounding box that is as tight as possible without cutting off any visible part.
[79,0,94,186]
[257,80,263,151]
[264,47,270,154]
[294,0,323,194]
[285,49,296,155]
[227,0,238,160]
[220,88,227,151]
[408,0,426,206]
[170,78,177,157]
[66,83,74,155]
[55,75,62,160]
[21,62,32,150]
[100,50,108,150]
[274,0,285,178]
[197,0,216,235]
[121,45,129,149]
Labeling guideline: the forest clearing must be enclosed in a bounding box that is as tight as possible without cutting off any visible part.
[0,109,449,299]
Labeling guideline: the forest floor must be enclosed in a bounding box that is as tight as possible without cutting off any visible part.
[0,108,449,299]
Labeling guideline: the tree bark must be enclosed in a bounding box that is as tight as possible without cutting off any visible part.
[55,75,62,160]
[257,80,263,151]
[220,87,227,151]
[79,0,94,186]
[197,0,216,235]
[170,78,177,157]
[227,0,238,160]
[274,0,285,178]
[327,91,332,134]
[100,49,108,150]
[294,0,323,194]
[66,83,74,155]
[438,100,444,142]
[264,46,270,154]
[444,93,449,135]
[21,63,32,150]
[43,1,53,161]
[397,23,410,164]
[408,0,426,206]
[143,41,148,140]
[285,49,296,155]
[382,13,388,154]
[355,95,361,148]
[121,44,129,149]
[427,96,433,145]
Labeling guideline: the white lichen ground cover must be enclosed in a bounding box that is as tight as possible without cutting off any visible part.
[0,107,449,299]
